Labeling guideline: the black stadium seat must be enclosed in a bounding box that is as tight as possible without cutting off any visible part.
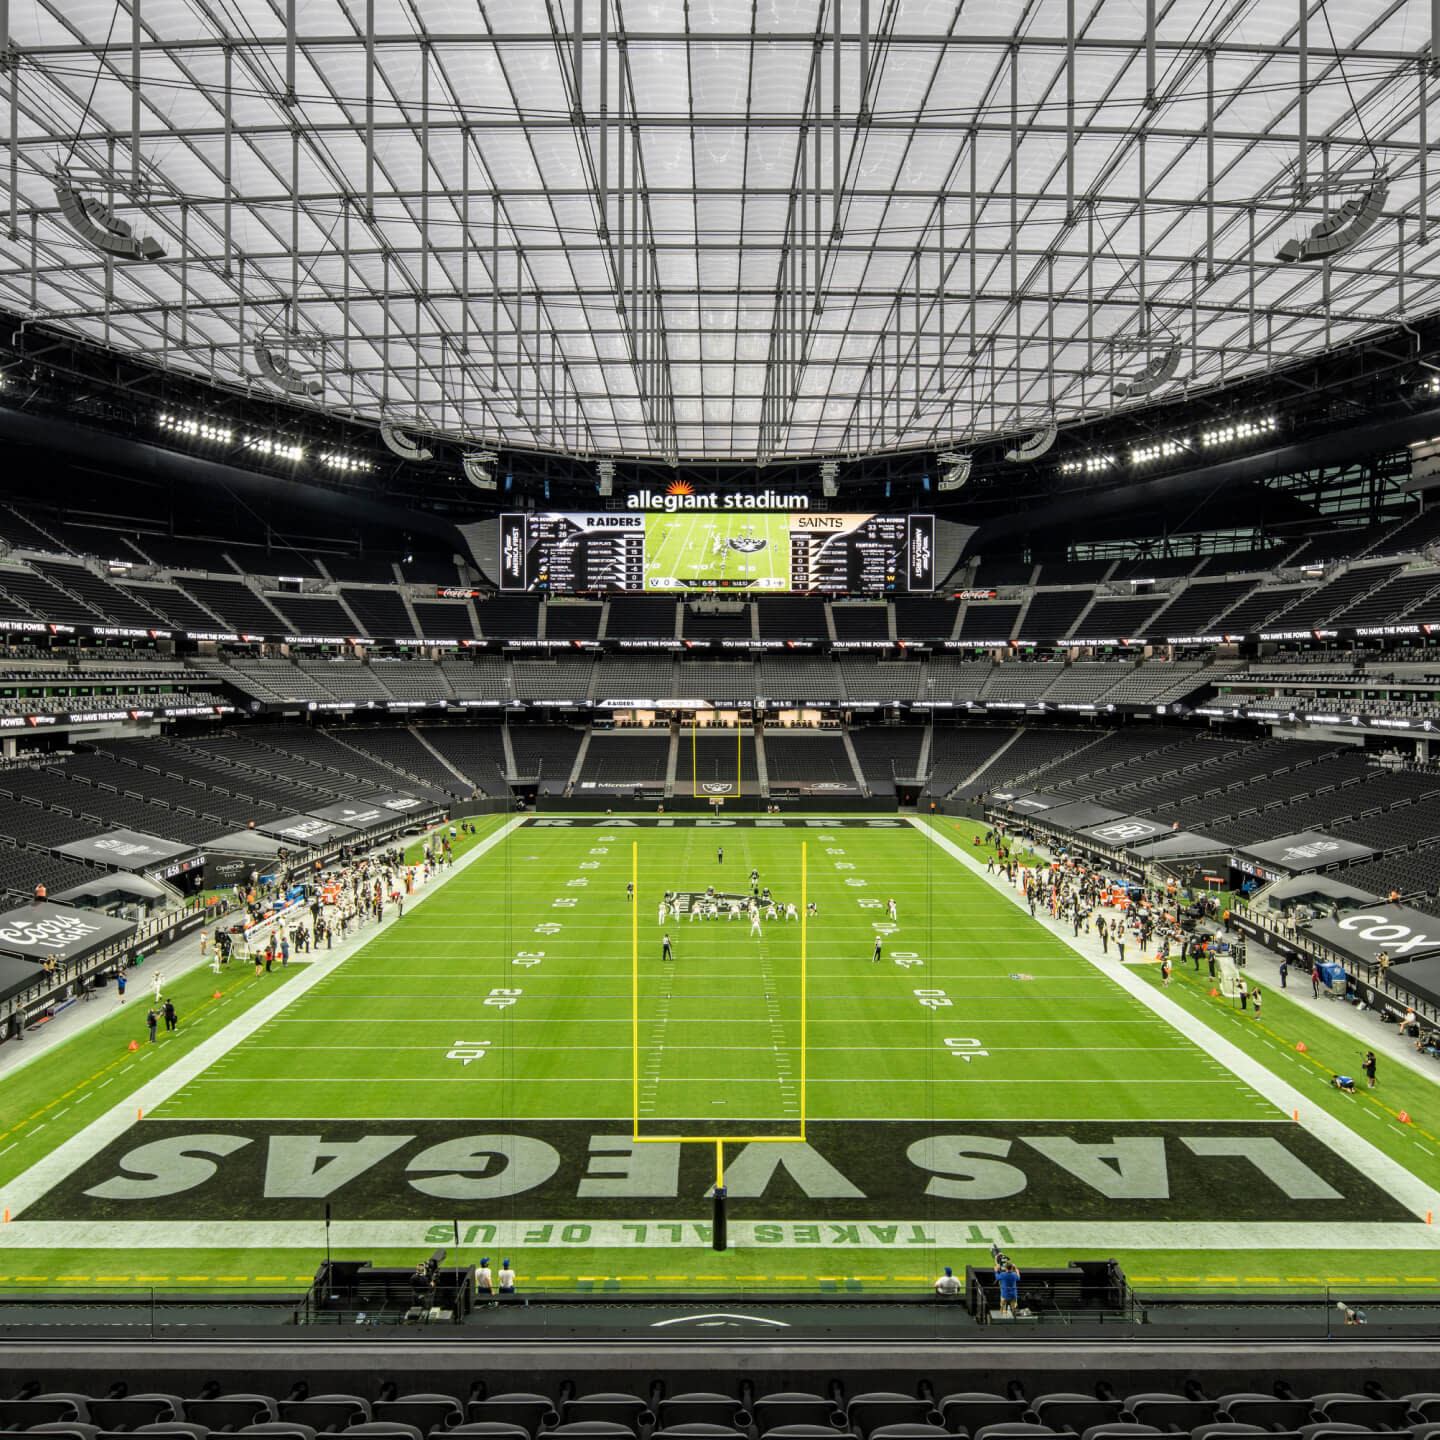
[448,1426,533,1440]
[651,1427,747,1440]
[119,1428,207,1440]
[539,1425,639,1440]
[1217,1397,1315,1431]
[869,1428,949,1440]
[1406,1399,1440,1424]
[1030,1398,1124,1435]
[1194,1427,1303,1440]
[1312,1398,1414,1430]
[21,1428,99,1440]
[973,1426,1074,1440]
[753,1396,844,1433]
[466,1399,561,1438]
[1079,1427,1166,1440]
[1123,1396,1221,1432]
[655,1400,750,1431]
[560,1397,653,1431]
[183,1399,278,1432]
[373,1398,465,1436]
[277,1398,372,1433]
[939,1395,1032,1435]
[346,1427,425,1440]
[87,1398,182,1430]
[238,1427,319,1440]
[0,1400,87,1429]
[1296,1429,1399,1440]
[846,1397,942,1440]
[759,1429,847,1440]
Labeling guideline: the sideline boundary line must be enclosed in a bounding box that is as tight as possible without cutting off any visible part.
[0,816,526,1227]
[909,816,1440,1222]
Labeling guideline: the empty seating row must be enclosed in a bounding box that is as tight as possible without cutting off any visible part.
[8,1382,1437,1440]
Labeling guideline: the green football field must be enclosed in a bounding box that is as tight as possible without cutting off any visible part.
[5,813,1440,1297]
[645,512,791,590]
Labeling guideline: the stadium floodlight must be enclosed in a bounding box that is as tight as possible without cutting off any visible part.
[820,460,839,497]
[1277,169,1389,264]
[1059,454,1115,476]
[320,451,373,474]
[1200,415,1277,448]
[1130,437,1191,466]
[243,433,305,463]
[1112,342,1182,399]
[380,421,433,462]
[251,338,323,398]
[1004,421,1058,463]
[54,176,165,262]
[597,459,617,497]
[157,411,233,445]
[937,452,971,491]
[463,451,498,489]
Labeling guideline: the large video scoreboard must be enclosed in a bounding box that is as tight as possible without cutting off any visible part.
[499,512,934,594]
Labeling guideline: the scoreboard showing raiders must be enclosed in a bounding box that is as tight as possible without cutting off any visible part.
[499,511,935,594]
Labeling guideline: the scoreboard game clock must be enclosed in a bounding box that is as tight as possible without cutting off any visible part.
[499,511,934,595]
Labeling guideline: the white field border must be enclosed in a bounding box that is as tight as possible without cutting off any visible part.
[909,816,1440,1224]
[4,814,1440,1253]
[0,816,526,1235]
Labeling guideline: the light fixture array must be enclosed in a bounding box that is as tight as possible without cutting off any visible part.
[158,412,233,444]
[243,433,305,463]
[1130,438,1191,466]
[1199,416,1277,448]
[320,451,373,474]
[1059,455,1116,476]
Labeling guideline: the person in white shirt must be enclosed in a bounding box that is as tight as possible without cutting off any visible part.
[498,1259,516,1293]
[658,898,667,925]
[934,1266,960,1295]
[785,903,798,921]
[750,904,763,938]
[887,898,898,920]
[475,1257,493,1295]
[689,901,700,922]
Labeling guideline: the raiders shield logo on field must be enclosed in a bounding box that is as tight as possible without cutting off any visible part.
[728,536,768,553]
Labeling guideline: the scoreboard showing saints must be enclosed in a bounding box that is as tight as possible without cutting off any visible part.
[499,511,934,594]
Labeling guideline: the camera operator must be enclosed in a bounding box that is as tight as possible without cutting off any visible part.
[992,1243,1022,1319]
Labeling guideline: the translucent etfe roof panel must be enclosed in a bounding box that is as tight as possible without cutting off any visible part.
[2,0,1435,462]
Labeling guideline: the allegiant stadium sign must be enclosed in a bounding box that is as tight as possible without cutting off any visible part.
[626,488,810,512]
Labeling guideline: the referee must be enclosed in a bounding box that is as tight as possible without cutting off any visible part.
[661,932,674,963]
[872,936,883,964]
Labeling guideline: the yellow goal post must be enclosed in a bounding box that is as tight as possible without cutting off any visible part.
[690,719,743,800]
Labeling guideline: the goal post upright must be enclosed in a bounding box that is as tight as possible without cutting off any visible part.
[631,840,639,1130]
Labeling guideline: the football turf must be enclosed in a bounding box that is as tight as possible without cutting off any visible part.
[644,513,790,590]
[4,814,1440,1295]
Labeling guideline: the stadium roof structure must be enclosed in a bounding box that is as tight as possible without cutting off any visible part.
[0,0,1434,465]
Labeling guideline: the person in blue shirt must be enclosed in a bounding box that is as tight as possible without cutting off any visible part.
[995,1260,1021,1317]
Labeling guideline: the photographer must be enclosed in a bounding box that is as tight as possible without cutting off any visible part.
[992,1243,1021,1319]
